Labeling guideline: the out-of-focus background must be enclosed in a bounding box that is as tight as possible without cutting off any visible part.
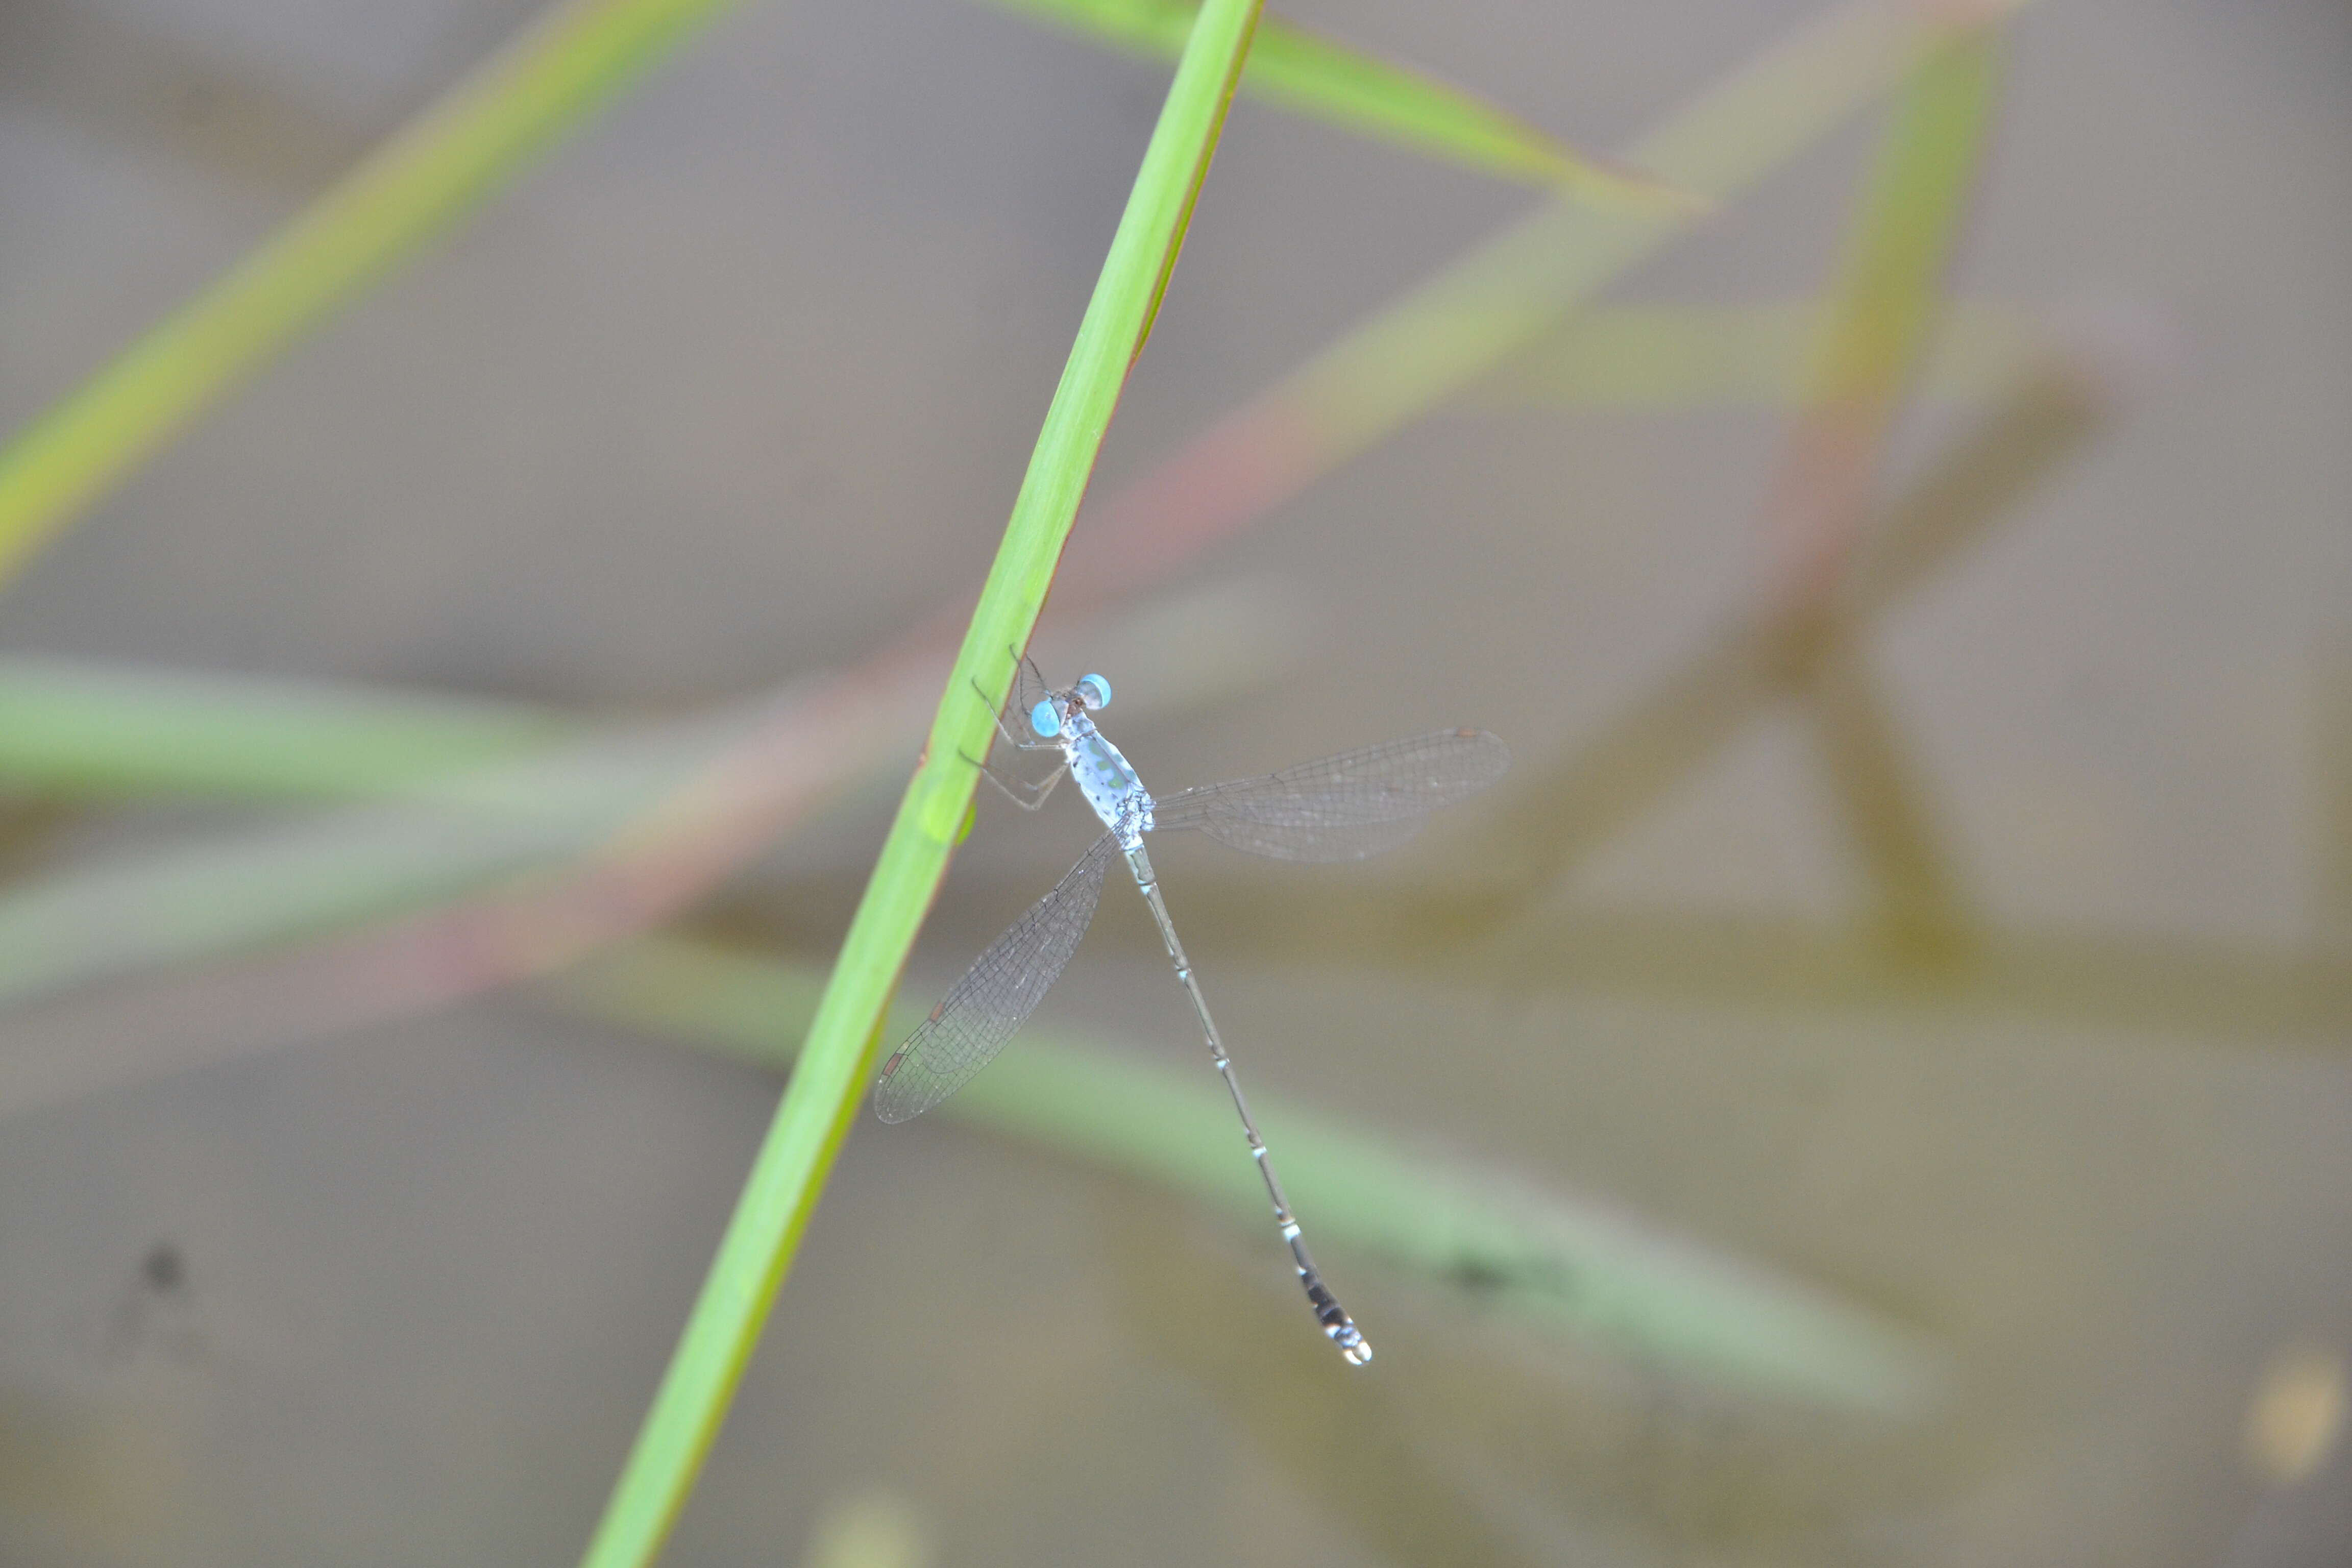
[0,0,2347,1563]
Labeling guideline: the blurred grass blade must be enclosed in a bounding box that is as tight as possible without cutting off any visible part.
[577,2,1265,1561]
[1767,22,2006,599]
[547,935,1949,1414]
[985,0,1695,208]
[796,1492,931,1568]
[1469,301,2039,410]
[0,707,768,1013]
[0,656,572,800]
[0,0,749,589]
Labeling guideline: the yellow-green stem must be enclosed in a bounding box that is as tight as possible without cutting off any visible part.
[574,0,1263,1561]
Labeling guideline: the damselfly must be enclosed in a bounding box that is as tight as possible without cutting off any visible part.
[876,659,1508,1364]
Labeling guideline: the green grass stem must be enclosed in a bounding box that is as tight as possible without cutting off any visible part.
[574,1,1264,1559]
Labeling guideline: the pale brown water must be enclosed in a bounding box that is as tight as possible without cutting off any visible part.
[0,0,2347,1563]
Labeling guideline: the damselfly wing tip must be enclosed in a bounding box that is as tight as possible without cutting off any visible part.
[873,1050,915,1124]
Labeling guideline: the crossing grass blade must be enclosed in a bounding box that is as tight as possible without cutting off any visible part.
[574,2,1265,1561]
[0,0,752,592]
[984,0,1696,208]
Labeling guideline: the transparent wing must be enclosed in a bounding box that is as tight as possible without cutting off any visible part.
[1152,728,1511,862]
[873,831,1120,1123]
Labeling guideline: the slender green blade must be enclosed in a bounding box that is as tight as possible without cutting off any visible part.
[0,656,571,800]
[0,0,746,590]
[985,0,1695,208]
[576,2,1265,1561]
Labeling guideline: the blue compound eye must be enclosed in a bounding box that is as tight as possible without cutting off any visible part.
[1028,699,1061,738]
[1076,674,1112,710]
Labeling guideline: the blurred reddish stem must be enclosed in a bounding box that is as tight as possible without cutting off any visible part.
[1765,20,2005,606]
